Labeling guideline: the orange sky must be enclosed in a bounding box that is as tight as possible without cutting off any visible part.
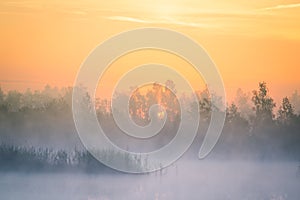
[0,0,300,103]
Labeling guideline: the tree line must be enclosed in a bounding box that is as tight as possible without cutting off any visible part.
[0,81,300,172]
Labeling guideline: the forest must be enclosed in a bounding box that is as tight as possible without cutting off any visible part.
[0,82,300,172]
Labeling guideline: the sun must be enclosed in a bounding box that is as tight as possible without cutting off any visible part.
[157,110,165,119]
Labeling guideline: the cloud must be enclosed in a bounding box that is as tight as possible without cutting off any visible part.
[105,15,219,29]
[107,16,148,23]
[257,3,300,11]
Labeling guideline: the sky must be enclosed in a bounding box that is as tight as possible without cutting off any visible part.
[0,0,300,103]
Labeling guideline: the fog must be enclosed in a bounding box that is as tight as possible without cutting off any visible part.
[1,161,299,200]
[1,83,300,199]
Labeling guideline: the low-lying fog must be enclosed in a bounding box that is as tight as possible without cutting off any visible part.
[1,160,299,200]
[1,85,300,199]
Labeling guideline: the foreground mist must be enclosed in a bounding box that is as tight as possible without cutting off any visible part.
[0,160,299,200]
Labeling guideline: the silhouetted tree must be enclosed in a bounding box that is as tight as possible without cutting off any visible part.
[225,102,249,130]
[196,86,211,122]
[5,90,22,112]
[277,97,296,126]
[0,87,6,112]
[165,80,176,93]
[226,103,239,123]
[290,90,300,115]
[0,86,4,104]
[252,82,276,125]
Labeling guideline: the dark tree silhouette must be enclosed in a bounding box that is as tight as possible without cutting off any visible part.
[196,86,212,122]
[0,86,4,103]
[252,82,276,125]
[277,97,296,125]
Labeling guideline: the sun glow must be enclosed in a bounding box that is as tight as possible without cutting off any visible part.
[0,0,300,103]
[157,110,165,119]
[152,3,181,17]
